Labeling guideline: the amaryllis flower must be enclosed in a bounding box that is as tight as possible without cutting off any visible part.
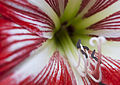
[0,0,120,85]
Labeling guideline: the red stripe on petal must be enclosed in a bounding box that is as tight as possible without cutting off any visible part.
[81,77,91,85]
[64,0,68,8]
[0,17,46,75]
[84,0,118,18]
[87,11,120,41]
[89,34,120,41]
[106,37,120,41]
[0,51,77,85]
[31,51,77,85]
[88,11,120,30]
[101,56,120,85]
[0,0,54,38]
[45,0,68,16]
[45,0,60,16]
[78,0,90,14]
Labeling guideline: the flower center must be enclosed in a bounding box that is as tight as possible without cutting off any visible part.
[53,21,106,83]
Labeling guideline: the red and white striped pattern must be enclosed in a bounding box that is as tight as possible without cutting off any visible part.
[0,17,46,76]
[0,51,77,85]
[45,0,68,16]
[101,56,120,85]
[78,0,90,14]
[0,0,55,38]
[88,11,120,41]
[0,0,120,85]
[84,0,118,18]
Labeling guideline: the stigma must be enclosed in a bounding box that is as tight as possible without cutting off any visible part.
[76,36,106,83]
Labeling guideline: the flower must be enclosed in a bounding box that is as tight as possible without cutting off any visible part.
[0,0,120,85]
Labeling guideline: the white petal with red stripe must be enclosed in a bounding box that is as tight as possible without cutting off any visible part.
[86,11,120,41]
[45,0,68,16]
[83,0,118,18]
[0,17,46,75]
[0,0,60,38]
[0,49,77,85]
[75,0,120,30]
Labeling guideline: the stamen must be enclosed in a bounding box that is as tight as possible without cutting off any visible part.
[83,46,89,50]
[76,36,106,83]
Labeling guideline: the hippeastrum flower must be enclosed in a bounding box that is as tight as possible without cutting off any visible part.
[0,0,120,85]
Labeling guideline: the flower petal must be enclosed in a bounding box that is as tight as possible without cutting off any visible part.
[61,0,82,23]
[88,30,120,41]
[75,0,120,30]
[0,50,77,85]
[77,0,118,18]
[45,0,68,16]
[0,0,60,38]
[84,0,118,18]
[101,55,120,85]
[86,11,120,41]
[78,0,90,14]
[0,17,46,75]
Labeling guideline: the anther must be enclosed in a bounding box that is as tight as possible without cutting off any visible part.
[91,50,98,61]
[81,50,88,58]
[76,39,81,48]
[83,46,89,50]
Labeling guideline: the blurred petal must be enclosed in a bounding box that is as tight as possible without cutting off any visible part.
[0,50,77,85]
[78,0,90,14]
[0,17,46,75]
[45,0,68,16]
[87,11,120,41]
[77,0,95,18]
[75,0,120,30]
[84,0,118,18]
[0,0,60,38]
[101,55,120,85]
[77,0,118,18]
[61,0,82,23]
[88,29,120,41]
